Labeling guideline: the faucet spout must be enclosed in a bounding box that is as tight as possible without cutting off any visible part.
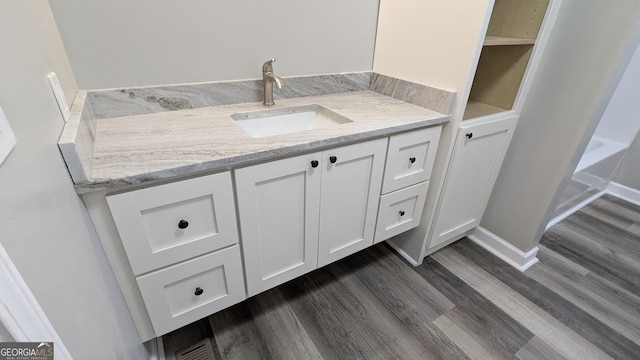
[262,59,284,106]
[269,74,284,89]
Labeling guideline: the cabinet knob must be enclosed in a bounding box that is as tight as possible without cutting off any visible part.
[399,210,405,216]
[311,160,319,168]
[329,156,337,164]
[409,157,416,164]
[194,287,204,296]
[178,220,189,229]
[466,133,473,139]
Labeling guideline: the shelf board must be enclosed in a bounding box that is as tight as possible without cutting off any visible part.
[484,35,535,46]
[463,101,508,120]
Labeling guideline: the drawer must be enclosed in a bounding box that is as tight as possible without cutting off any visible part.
[136,245,246,336]
[374,181,429,243]
[107,172,239,275]
[381,126,441,194]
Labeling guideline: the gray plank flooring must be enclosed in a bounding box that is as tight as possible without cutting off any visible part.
[163,194,640,359]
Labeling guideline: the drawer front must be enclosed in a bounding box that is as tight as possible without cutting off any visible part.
[137,245,246,336]
[382,126,441,194]
[375,181,429,243]
[107,172,239,275]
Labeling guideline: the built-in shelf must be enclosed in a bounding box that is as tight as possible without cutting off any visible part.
[463,0,550,121]
[484,35,535,46]
[463,101,507,120]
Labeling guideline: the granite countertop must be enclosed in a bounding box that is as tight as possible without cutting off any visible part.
[59,73,454,194]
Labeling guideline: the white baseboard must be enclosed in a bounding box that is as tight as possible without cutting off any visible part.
[546,189,607,230]
[547,182,640,230]
[467,183,638,273]
[0,243,72,359]
[467,227,539,272]
[607,182,640,206]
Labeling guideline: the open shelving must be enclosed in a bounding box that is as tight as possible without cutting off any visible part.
[484,35,535,46]
[463,0,550,120]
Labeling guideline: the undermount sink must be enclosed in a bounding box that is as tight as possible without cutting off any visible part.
[231,104,353,138]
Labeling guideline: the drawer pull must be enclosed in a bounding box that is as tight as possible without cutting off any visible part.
[329,156,337,164]
[177,220,189,229]
[409,157,416,164]
[194,287,204,296]
[399,210,405,216]
[311,160,319,168]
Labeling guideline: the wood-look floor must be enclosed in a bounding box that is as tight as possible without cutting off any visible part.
[163,194,640,359]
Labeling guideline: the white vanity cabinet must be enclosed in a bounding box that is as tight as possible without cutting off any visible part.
[83,125,443,340]
[235,138,387,296]
[429,115,517,249]
[100,172,246,338]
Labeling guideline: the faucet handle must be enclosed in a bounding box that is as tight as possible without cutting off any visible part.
[263,59,276,73]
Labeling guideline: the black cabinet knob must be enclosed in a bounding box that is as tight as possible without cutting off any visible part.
[329,156,337,164]
[178,220,189,229]
[409,157,416,164]
[466,133,473,139]
[194,287,204,296]
[311,160,319,168]
[399,210,405,216]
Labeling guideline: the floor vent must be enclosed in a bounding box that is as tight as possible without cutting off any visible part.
[175,338,215,360]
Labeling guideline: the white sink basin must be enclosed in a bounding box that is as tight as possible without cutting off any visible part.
[231,104,353,138]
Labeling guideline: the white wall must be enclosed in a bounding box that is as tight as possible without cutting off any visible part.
[48,0,380,89]
[595,41,640,191]
[0,320,12,342]
[373,0,492,120]
[0,2,147,359]
[481,0,640,252]
[614,132,640,190]
[594,43,640,146]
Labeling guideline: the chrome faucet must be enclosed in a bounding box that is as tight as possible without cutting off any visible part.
[262,59,284,106]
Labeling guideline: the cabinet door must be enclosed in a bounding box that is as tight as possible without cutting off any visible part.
[235,153,321,297]
[430,115,518,249]
[318,138,387,267]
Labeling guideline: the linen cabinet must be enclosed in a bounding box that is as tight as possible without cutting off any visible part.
[373,0,558,260]
[426,0,554,251]
[429,115,517,249]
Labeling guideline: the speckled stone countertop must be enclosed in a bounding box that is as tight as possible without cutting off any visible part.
[59,73,454,194]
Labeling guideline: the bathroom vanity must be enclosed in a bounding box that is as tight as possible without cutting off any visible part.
[58,0,561,342]
[59,75,453,340]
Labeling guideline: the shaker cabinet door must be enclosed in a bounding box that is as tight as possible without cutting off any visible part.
[235,152,321,297]
[430,115,518,249]
[318,138,387,267]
